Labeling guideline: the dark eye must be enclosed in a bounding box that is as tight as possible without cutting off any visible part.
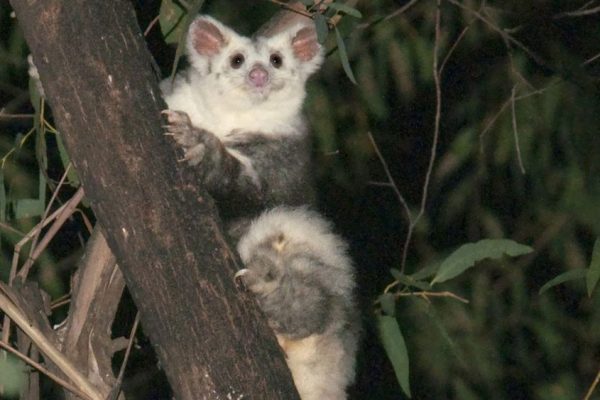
[270,53,283,68]
[230,53,245,69]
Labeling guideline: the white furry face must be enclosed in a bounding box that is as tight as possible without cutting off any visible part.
[186,16,323,112]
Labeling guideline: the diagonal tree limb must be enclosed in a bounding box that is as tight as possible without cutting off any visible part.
[9,1,301,398]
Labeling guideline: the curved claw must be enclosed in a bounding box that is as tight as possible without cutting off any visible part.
[234,269,249,289]
[234,269,248,280]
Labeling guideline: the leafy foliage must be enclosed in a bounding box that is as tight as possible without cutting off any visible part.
[432,239,533,284]
[377,315,411,398]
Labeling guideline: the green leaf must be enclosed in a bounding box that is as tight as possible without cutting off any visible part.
[424,304,466,368]
[377,315,411,398]
[314,14,329,44]
[28,73,42,114]
[432,239,533,285]
[55,133,80,186]
[35,116,48,171]
[327,3,363,18]
[299,0,315,6]
[159,0,186,44]
[0,353,27,396]
[14,170,46,219]
[379,293,396,316]
[410,262,440,280]
[169,0,205,81]
[334,26,357,84]
[539,269,587,294]
[586,238,600,297]
[390,269,431,291]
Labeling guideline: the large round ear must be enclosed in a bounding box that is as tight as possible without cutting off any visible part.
[290,23,324,75]
[291,25,320,62]
[186,16,231,58]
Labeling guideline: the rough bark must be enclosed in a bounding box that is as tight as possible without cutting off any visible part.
[9,1,299,399]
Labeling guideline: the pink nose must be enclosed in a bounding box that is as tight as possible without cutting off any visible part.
[248,66,269,88]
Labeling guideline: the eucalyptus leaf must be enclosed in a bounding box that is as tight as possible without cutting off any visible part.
[334,26,357,84]
[432,239,533,285]
[539,269,587,294]
[424,302,466,368]
[14,170,46,219]
[327,3,363,18]
[15,199,44,219]
[169,0,205,81]
[55,133,80,186]
[410,262,440,280]
[398,275,431,291]
[314,14,329,45]
[28,74,41,114]
[586,238,600,297]
[159,0,186,44]
[390,269,431,291]
[0,354,26,396]
[377,315,411,398]
[35,117,48,171]
[379,292,396,316]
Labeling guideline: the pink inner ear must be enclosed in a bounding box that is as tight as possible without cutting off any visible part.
[292,27,319,62]
[192,20,226,56]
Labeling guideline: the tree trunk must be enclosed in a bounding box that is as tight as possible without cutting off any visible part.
[9,1,299,398]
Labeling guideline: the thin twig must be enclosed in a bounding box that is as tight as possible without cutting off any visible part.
[20,175,83,279]
[398,0,444,272]
[446,0,548,69]
[366,132,412,224]
[368,0,445,273]
[510,85,526,174]
[439,26,470,76]
[394,290,470,304]
[0,222,25,237]
[479,80,562,154]
[383,280,400,294]
[3,188,84,344]
[144,15,160,37]
[356,0,420,31]
[0,341,93,400]
[268,0,313,18]
[19,163,77,278]
[556,5,600,18]
[583,366,600,400]
[584,51,600,65]
[22,162,73,280]
[109,312,141,400]
[0,113,35,120]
